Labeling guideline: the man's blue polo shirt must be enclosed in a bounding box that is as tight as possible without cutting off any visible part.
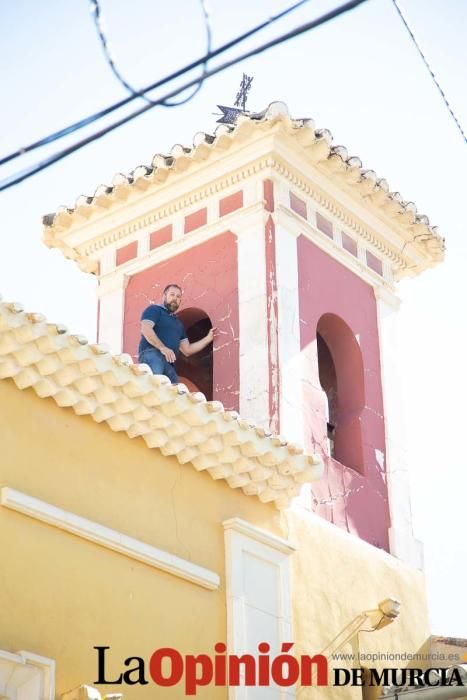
[138,304,187,357]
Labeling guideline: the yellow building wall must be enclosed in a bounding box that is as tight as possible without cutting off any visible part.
[0,378,431,699]
[289,510,430,699]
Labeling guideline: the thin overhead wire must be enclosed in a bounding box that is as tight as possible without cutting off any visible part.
[0,0,370,193]
[392,0,466,143]
[161,0,212,107]
[0,0,312,168]
[89,0,212,108]
[90,0,151,103]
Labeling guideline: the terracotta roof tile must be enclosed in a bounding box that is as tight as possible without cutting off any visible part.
[42,102,444,269]
[0,296,323,509]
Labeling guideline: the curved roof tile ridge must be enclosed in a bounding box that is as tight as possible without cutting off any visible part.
[42,101,444,271]
[0,294,323,509]
[43,102,438,241]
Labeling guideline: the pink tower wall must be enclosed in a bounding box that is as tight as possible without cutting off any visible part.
[121,218,390,548]
[297,235,390,550]
[123,232,240,411]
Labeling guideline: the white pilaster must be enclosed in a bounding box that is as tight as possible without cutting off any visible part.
[96,273,128,354]
[99,247,116,275]
[138,229,150,257]
[237,212,269,428]
[357,239,367,266]
[206,197,217,226]
[172,214,184,241]
[243,179,260,208]
[275,220,306,448]
[376,289,423,568]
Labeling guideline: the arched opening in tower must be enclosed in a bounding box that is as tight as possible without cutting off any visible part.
[317,332,338,458]
[176,308,213,400]
[316,313,365,473]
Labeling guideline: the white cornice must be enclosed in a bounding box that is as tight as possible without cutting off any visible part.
[42,104,443,282]
[79,162,268,254]
[275,206,401,303]
[374,284,402,310]
[43,150,439,282]
[96,203,265,292]
[222,517,296,555]
[1,487,220,590]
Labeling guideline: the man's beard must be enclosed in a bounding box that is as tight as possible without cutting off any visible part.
[164,300,179,312]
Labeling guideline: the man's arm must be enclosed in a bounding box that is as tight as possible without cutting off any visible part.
[179,328,215,357]
[141,320,176,363]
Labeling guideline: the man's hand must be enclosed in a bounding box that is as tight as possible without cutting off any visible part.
[179,328,216,358]
[206,327,216,343]
[159,345,176,363]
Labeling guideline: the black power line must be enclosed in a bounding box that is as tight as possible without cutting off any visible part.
[90,0,213,108]
[0,0,369,193]
[0,0,312,168]
[392,0,466,143]
[160,0,212,107]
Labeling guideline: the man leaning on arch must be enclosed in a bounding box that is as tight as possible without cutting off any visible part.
[138,284,215,384]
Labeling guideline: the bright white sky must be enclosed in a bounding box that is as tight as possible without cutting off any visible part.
[1,0,466,637]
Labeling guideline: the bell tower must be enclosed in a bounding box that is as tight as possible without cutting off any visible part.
[43,102,444,564]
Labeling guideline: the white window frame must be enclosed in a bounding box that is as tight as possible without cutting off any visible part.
[223,517,296,699]
[0,650,55,700]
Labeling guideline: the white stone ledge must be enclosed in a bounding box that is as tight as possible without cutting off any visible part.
[0,649,55,700]
[223,517,296,555]
[1,487,220,591]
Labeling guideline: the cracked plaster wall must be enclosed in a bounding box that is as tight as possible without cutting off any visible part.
[264,180,280,435]
[123,232,240,411]
[297,235,390,550]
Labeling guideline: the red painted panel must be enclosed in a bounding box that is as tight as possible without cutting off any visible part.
[219,191,243,217]
[316,212,333,238]
[116,241,137,266]
[184,208,207,234]
[265,215,280,434]
[290,192,307,219]
[150,224,172,250]
[366,251,383,276]
[123,232,239,411]
[298,235,390,550]
[342,232,358,257]
[263,179,274,213]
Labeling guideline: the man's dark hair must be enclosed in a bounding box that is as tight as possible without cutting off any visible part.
[163,283,182,295]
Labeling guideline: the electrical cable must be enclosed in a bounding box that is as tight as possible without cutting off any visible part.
[160,0,212,107]
[90,0,153,104]
[90,0,212,108]
[392,0,466,143]
[0,0,369,193]
[0,0,312,168]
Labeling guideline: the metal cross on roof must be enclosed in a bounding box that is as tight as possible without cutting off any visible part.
[215,73,254,124]
[234,73,254,112]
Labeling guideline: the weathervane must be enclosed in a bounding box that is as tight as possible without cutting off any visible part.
[215,73,254,125]
[234,73,254,111]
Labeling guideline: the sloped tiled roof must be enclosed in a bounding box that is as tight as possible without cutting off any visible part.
[0,296,323,509]
[42,102,444,267]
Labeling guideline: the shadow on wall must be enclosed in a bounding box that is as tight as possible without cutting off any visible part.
[176,307,213,400]
[317,313,365,474]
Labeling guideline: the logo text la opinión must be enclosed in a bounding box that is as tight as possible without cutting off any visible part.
[94,644,328,695]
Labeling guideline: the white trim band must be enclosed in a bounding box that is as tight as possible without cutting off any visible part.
[223,517,296,555]
[1,487,220,590]
[0,649,55,700]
